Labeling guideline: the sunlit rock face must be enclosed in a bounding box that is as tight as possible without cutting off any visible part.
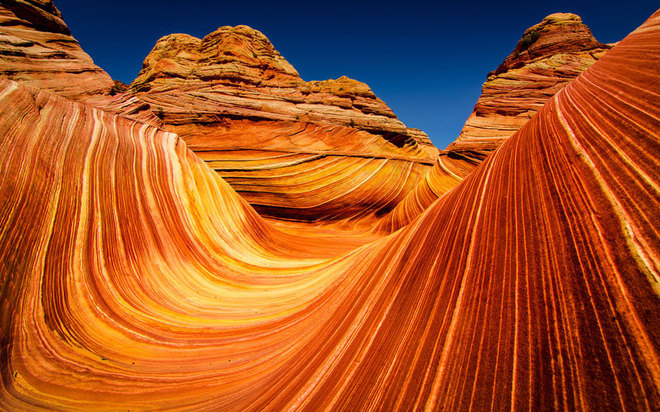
[129,26,435,156]
[376,13,614,232]
[1,2,659,410]
[129,25,438,224]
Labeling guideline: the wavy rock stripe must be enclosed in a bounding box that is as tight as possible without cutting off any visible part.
[375,149,486,232]
[185,120,434,223]
[1,0,435,226]
[0,10,659,412]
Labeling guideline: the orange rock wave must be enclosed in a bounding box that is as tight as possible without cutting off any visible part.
[0,7,659,412]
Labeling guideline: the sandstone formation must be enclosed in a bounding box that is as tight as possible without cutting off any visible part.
[129,26,435,158]
[0,0,113,97]
[0,0,431,227]
[128,25,437,223]
[449,12,611,154]
[1,3,659,410]
[376,13,614,232]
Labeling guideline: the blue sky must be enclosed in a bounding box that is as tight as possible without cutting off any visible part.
[54,0,657,148]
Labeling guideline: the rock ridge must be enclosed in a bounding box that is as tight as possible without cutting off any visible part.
[0,0,162,126]
[129,25,437,159]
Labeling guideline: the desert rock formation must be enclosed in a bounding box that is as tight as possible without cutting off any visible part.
[129,26,435,158]
[127,25,437,223]
[0,3,659,411]
[0,0,113,97]
[449,12,612,154]
[0,0,160,125]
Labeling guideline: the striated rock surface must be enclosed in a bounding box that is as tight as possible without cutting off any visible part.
[0,0,114,97]
[374,149,481,232]
[1,8,659,410]
[376,13,614,232]
[187,120,434,224]
[128,25,438,223]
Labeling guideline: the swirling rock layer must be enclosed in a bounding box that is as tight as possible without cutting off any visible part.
[186,119,435,224]
[1,7,659,411]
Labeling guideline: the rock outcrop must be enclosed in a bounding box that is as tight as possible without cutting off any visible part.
[449,12,612,154]
[376,13,614,232]
[129,25,438,223]
[0,0,114,97]
[130,26,436,158]
[1,8,659,410]
[0,0,161,125]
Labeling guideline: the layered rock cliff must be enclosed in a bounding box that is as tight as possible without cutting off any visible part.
[1,9,659,410]
[0,0,114,97]
[0,0,160,125]
[129,26,436,159]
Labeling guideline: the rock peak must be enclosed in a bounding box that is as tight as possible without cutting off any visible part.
[541,12,582,23]
[445,11,612,167]
[199,24,300,79]
[131,24,300,90]
[204,25,272,45]
[0,0,114,97]
[492,12,608,76]
[129,24,437,162]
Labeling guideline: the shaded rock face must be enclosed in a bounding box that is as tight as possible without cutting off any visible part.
[448,13,612,154]
[130,25,437,160]
[0,1,162,126]
[1,0,69,34]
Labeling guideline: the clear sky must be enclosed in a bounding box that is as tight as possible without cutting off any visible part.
[53,0,657,148]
